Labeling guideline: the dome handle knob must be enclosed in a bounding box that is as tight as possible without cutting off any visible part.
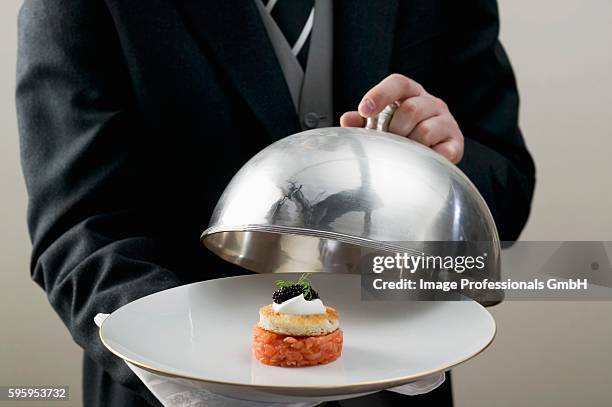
[364,102,399,132]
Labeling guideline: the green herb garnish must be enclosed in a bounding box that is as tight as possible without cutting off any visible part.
[274,273,318,301]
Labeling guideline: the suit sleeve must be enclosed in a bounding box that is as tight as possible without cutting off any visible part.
[447,0,536,241]
[451,1,536,241]
[397,0,536,241]
[17,0,180,403]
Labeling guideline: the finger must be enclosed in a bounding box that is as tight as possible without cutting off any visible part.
[408,116,451,147]
[433,139,464,164]
[358,74,424,117]
[340,111,365,128]
[409,116,464,163]
[388,95,442,136]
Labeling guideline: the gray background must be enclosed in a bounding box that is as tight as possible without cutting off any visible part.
[1,0,611,406]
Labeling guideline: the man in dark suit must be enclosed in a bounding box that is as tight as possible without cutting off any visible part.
[16,0,535,405]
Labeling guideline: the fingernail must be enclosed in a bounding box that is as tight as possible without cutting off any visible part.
[359,98,375,116]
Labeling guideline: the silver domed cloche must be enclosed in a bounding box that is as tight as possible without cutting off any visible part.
[201,105,501,295]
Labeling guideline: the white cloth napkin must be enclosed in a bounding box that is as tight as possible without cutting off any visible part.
[95,313,444,406]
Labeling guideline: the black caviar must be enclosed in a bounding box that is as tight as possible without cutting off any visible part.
[272,285,320,304]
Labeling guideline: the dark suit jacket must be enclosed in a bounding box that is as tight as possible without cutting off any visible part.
[16,0,535,405]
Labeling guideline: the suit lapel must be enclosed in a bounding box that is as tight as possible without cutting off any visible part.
[333,0,398,121]
[175,0,301,141]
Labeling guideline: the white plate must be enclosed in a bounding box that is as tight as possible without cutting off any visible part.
[100,273,495,402]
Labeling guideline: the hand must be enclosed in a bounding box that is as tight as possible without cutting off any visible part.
[340,74,464,164]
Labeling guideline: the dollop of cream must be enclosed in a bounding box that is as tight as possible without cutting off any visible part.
[272,294,326,315]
